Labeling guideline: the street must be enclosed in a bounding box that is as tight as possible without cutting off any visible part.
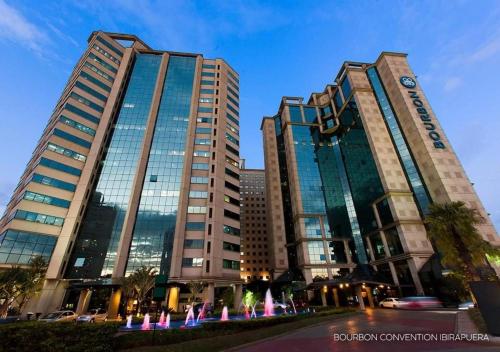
[234,309,500,352]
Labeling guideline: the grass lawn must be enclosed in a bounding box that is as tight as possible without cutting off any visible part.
[122,310,360,352]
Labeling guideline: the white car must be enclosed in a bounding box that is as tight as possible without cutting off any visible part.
[76,308,107,323]
[379,298,401,308]
[39,310,77,322]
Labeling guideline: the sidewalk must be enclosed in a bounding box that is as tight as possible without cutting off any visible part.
[455,310,500,343]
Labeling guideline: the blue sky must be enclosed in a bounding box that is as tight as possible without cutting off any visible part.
[0,0,499,231]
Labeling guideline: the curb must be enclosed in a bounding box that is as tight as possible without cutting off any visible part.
[222,312,360,352]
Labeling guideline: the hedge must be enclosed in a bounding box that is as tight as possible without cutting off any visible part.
[0,308,354,352]
[0,321,121,352]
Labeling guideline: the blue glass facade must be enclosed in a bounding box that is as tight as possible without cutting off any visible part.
[367,67,431,214]
[66,54,161,279]
[0,230,56,265]
[126,55,196,275]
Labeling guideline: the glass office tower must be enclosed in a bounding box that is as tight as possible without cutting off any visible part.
[262,52,499,295]
[0,32,242,316]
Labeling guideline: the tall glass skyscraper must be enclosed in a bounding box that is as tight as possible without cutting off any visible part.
[262,52,499,296]
[0,32,242,316]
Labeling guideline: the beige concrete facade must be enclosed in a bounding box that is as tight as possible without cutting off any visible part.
[239,168,271,282]
[262,52,499,295]
[0,31,242,315]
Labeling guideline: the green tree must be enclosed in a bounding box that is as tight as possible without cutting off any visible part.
[0,256,47,317]
[16,256,47,312]
[127,266,157,315]
[0,266,25,317]
[425,201,500,291]
[187,281,204,303]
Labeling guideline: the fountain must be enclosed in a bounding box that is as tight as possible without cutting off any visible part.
[141,313,150,330]
[220,306,229,321]
[263,288,274,317]
[158,311,166,327]
[185,306,195,326]
[165,313,170,329]
[196,302,207,323]
[126,315,133,328]
[244,307,250,320]
[251,303,257,319]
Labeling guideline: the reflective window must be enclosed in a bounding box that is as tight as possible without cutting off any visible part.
[385,227,404,256]
[88,53,117,73]
[367,67,430,214]
[341,77,351,99]
[0,230,56,265]
[53,128,92,148]
[83,62,114,82]
[69,92,104,113]
[64,103,100,124]
[31,173,76,192]
[227,113,239,126]
[24,191,70,208]
[126,56,196,275]
[189,191,208,198]
[66,54,162,279]
[223,241,240,252]
[303,107,317,123]
[223,224,240,236]
[95,36,123,57]
[222,259,240,270]
[75,81,107,102]
[193,150,210,157]
[195,127,211,134]
[192,163,209,170]
[14,210,64,227]
[225,132,239,146]
[188,206,207,214]
[185,222,205,231]
[80,71,111,92]
[59,116,96,136]
[191,176,208,184]
[47,142,86,162]
[289,106,302,123]
[182,257,203,267]
[39,157,81,176]
[304,217,322,238]
[370,233,386,260]
[184,239,204,249]
[308,241,326,264]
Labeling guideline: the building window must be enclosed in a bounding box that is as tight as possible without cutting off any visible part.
[23,191,70,208]
[223,241,240,252]
[182,257,203,267]
[187,206,207,214]
[14,210,64,227]
[223,259,240,270]
[185,222,205,231]
[184,239,204,249]
[0,230,56,265]
[223,224,240,236]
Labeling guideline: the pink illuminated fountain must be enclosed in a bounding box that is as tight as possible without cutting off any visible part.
[244,307,250,320]
[165,313,170,329]
[185,306,195,326]
[220,306,229,321]
[263,289,274,317]
[158,312,166,327]
[196,302,207,323]
[141,313,150,330]
[126,315,133,328]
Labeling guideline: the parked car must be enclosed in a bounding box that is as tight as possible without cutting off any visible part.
[398,296,442,309]
[39,310,77,322]
[458,301,476,310]
[379,297,401,308]
[76,308,107,323]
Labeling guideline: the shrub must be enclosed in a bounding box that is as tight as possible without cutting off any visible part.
[0,321,121,352]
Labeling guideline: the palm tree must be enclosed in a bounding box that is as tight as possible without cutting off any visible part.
[425,201,500,290]
[127,266,157,315]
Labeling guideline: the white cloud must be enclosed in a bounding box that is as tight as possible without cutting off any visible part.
[443,76,462,92]
[0,0,47,54]
[466,34,500,63]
